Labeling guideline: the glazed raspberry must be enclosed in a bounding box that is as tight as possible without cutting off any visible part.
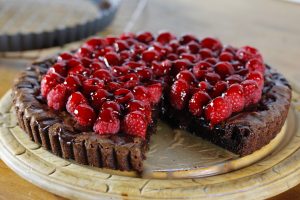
[142,50,159,62]
[66,58,81,68]
[151,60,172,76]
[133,86,150,105]
[90,89,110,108]
[241,80,262,107]
[180,53,199,63]
[47,84,69,111]
[179,34,197,44]
[73,104,96,126]
[136,32,154,43]
[170,79,190,110]
[57,52,73,61]
[192,61,212,79]
[205,57,218,65]
[114,40,129,52]
[111,66,130,77]
[205,97,232,127]
[89,62,106,71]
[105,36,118,45]
[93,108,120,134]
[76,47,92,58]
[82,78,104,95]
[246,58,265,74]
[219,51,234,62]
[176,70,196,84]
[114,88,134,104]
[146,83,162,104]
[127,100,152,123]
[63,75,81,92]
[84,37,107,50]
[66,92,88,114]
[68,64,88,76]
[200,37,222,51]
[210,81,228,98]
[41,73,63,98]
[225,74,243,84]
[92,69,113,83]
[199,48,213,59]
[48,63,67,77]
[198,81,210,91]
[104,52,120,66]
[246,71,264,89]
[224,84,245,113]
[215,62,234,77]
[172,59,191,74]
[123,111,148,139]
[236,46,262,62]
[107,82,122,91]
[187,41,200,54]
[189,91,211,116]
[120,32,136,40]
[157,31,175,44]
[205,72,221,84]
[101,101,121,115]
[136,67,153,81]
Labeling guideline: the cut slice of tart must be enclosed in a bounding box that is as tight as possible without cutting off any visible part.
[12,32,292,172]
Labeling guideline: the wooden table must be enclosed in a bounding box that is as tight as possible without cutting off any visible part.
[0,0,299,199]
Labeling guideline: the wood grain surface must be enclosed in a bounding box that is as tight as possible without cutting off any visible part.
[0,0,300,199]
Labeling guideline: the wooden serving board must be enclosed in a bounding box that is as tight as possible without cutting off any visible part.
[0,89,300,199]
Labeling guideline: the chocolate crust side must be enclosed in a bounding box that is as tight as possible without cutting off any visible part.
[12,59,147,172]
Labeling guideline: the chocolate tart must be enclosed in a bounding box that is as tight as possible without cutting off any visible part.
[12,33,292,172]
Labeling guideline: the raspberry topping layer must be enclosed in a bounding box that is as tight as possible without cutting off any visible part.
[41,32,266,138]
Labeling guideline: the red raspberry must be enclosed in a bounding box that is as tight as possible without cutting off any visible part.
[90,89,110,108]
[246,71,264,89]
[200,37,222,51]
[133,86,151,106]
[92,69,113,83]
[68,64,89,76]
[192,61,212,79]
[89,62,106,71]
[210,81,228,98]
[172,59,191,74]
[157,31,175,44]
[48,63,67,77]
[111,66,130,77]
[189,91,211,116]
[136,67,153,81]
[107,82,122,92]
[125,61,144,69]
[179,34,197,44]
[123,111,148,139]
[127,100,152,123]
[205,72,221,84]
[93,108,120,134]
[170,79,190,110]
[136,32,154,43]
[63,75,81,92]
[101,101,121,115]
[236,46,262,62]
[41,73,63,98]
[120,32,136,40]
[241,80,262,107]
[205,57,218,65]
[245,58,265,74]
[105,36,118,45]
[142,50,159,62]
[146,83,162,104]
[176,70,196,84]
[187,41,200,54]
[84,37,107,50]
[66,58,81,68]
[82,78,104,95]
[198,81,211,91]
[74,104,96,126]
[47,84,69,111]
[57,52,73,61]
[224,84,245,113]
[180,53,199,63]
[151,60,172,77]
[205,97,232,127]
[176,46,188,55]
[114,88,134,104]
[66,92,88,114]
[75,47,92,58]
[114,40,129,52]
[167,53,178,61]
[219,51,234,62]
[215,62,234,77]
[199,48,213,59]
[225,74,243,85]
[104,52,120,66]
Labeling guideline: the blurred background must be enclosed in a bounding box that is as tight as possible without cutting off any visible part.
[0,0,299,199]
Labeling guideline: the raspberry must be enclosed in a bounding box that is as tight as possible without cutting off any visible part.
[93,108,120,134]
[215,62,234,77]
[136,32,154,43]
[176,70,196,84]
[48,63,67,77]
[68,64,89,76]
[205,97,232,127]
[146,83,162,104]
[219,51,234,62]
[104,52,120,66]
[107,81,122,92]
[47,84,69,111]
[66,92,88,114]
[127,100,152,123]
[225,74,243,85]
[90,89,110,108]
[89,62,106,71]
[136,67,153,81]
[187,41,200,54]
[114,89,134,104]
[241,80,262,107]
[105,36,118,45]
[111,66,130,77]
[170,79,190,110]
[157,31,175,44]
[199,48,213,59]
[200,37,222,51]
[73,104,96,126]
[41,73,63,98]
[246,71,264,89]
[189,91,211,116]
[142,50,159,62]
[210,81,228,98]
[63,75,81,92]
[179,34,197,44]
[92,69,113,83]
[172,59,191,74]
[84,37,107,50]
[66,58,81,68]
[198,81,211,91]
[57,52,73,61]
[123,111,148,139]
[75,47,92,58]
[236,46,262,62]
[245,58,265,74]
[101,101,121,115]
[133,86,151,105]
[120,32,136,40]
[205,72,221,84]
[192,61,212,79]
[205,57,218,65]
[180,53,199,63]
[224,84,245,113]
[82,78,104,95]
[114,40,129,52]
[151,60,172,76]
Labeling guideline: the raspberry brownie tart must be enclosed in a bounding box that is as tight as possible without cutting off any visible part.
[12,32,292,172]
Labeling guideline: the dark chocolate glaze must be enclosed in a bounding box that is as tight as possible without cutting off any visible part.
[12,57,292,172]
